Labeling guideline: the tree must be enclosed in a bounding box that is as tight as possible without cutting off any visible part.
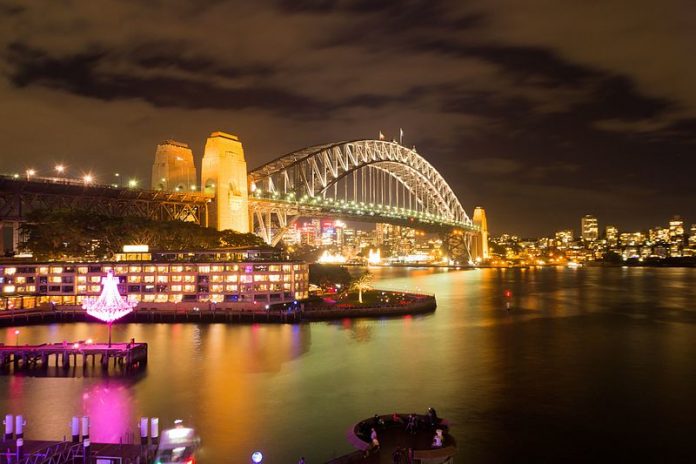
[20,208,268,260]
[351,271,373,304]
[308,264,352,289]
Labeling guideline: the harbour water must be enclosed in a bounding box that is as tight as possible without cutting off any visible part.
[2,266,696,462]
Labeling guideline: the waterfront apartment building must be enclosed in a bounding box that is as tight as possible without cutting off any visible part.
[0,247,309,311]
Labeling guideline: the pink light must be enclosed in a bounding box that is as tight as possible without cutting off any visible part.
[73,342,80,349]
[14,329,20,335]
[82,271,135,323]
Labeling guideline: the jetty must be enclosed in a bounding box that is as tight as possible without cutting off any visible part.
[1,414,161,464]
[0,341,147,370]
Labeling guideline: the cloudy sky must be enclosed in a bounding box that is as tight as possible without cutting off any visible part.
[1,0,695,236]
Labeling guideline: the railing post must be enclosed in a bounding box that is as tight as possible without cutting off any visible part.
[3,414,13,440]
[71,416,80,443]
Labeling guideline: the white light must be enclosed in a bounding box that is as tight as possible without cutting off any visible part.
[55,164,65,173]
[123,245,149,253]
[251,451,263,463]
[128,179,138,188]
[83,174,93,184]
[26,169,36,177]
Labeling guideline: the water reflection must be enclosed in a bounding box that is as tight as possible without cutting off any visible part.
[2,267,696,462]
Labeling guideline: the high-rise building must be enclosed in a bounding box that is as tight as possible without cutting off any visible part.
[605,225,618,247]
[581,215,599,242]
[151,140,197,192]
[669,216,685,240]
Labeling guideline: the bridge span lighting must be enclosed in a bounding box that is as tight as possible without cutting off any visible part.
[83,174,94,184]
[55,164,65,174]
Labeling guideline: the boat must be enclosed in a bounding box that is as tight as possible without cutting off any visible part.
[153,421,200,464]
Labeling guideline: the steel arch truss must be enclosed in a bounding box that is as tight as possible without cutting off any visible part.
[248,140,475,243]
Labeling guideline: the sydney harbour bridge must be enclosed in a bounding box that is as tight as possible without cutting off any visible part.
[0,132,486,262]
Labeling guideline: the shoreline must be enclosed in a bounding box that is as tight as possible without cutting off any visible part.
[0,291,436,328]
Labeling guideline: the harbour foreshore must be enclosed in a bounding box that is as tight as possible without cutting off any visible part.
[0,291,436,326]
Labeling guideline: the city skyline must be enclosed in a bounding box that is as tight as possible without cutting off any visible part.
[2,1,696,236]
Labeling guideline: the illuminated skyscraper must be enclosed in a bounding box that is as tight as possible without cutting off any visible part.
[581,215,599,242]
[605,225,618,246]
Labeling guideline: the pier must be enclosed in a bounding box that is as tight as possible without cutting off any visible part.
[0,341,147,370]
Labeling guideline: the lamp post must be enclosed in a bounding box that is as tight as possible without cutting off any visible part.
[25,169,35,181]
[14,329,19,346]
[114,172,120,187]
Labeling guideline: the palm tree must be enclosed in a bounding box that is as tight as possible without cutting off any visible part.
[351,271,373,304]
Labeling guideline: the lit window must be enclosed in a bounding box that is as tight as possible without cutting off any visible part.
[144,266,156,273]
[183,275,195,283]
[157,265,169,273]
[129,266,142,273]
[225,275,238,282]
[143,275,155,283]
[77,267,88,274]
[254,275,268,282]
[184,284,196,292]
[225,284,238,292]
[211,265,223,272]
[171,285,182,292]
[51,267,63,274]
[198,265,210,273]
[171,275,182,282]
[156,275,169,283]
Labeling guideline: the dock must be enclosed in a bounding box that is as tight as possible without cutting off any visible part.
[0,438,151,464]
[0,341,147,370]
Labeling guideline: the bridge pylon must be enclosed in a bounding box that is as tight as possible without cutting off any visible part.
[201,131,250,233]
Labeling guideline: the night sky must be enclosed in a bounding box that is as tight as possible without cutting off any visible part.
[1,0,695,236]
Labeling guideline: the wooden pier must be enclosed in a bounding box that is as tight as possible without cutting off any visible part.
[0,341,147,370]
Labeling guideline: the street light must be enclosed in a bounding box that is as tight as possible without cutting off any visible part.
[15,329,20,346]
[55,164,65,175]
[83,174,94,185]
[114,172,120,187]
[128,179,138,188]
[26,169,36,180]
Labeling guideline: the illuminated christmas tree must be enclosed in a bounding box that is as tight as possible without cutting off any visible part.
[82,270,136,346]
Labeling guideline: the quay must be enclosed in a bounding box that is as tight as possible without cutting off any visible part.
[0,305,301,326]
[0,341,147,370]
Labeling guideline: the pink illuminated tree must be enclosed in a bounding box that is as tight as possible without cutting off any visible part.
[82,270,136,346]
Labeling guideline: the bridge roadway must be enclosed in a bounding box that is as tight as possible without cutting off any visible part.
[0,174,212,223]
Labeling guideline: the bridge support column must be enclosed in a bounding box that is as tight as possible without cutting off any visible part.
[1,221,20,256]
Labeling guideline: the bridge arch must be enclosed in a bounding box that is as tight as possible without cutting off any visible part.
[248,140,472,226]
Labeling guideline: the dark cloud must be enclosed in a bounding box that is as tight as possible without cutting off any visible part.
[0,0,695,236]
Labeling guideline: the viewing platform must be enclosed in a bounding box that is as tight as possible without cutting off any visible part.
[0,341,147,370]
[329,413,455,464]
